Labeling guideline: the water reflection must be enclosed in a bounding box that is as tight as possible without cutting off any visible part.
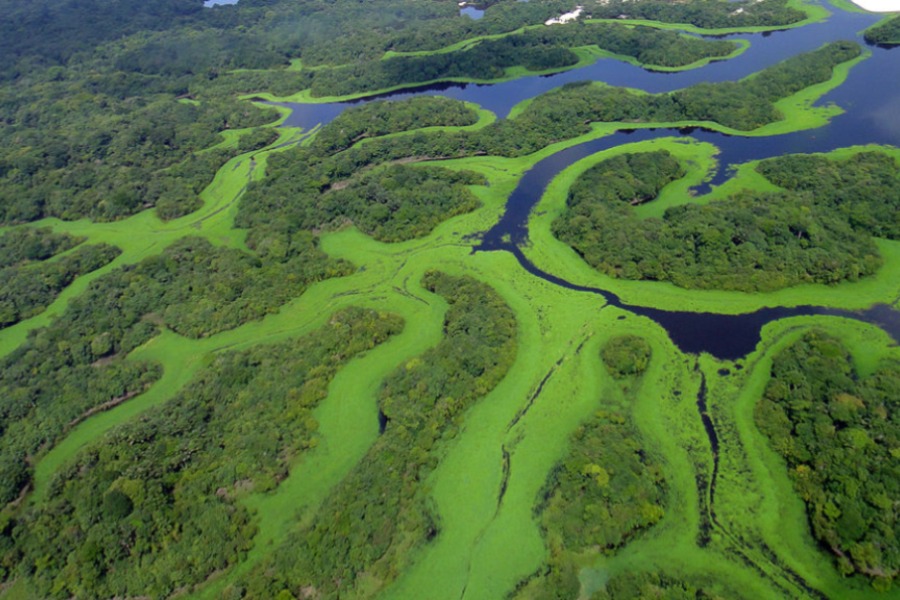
[460,6,485,20]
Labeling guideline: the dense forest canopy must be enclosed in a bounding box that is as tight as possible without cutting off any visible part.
[519,335,665,598]
[528,406,668,596]
[236,100,489,247]
[235,271,518,598]
[0,234,349,505]
[0,2,846,228]
[756,331,899,590]
[757,151,900,240]
[4,307,404,598]
[0,94,278,223]
[589,0,806,29]
[864,15,900,46]
[0,228,82,268]
[552,148,897,292]
[590,572,746,600]
[250,40,859,169]
[0,242,120,328]
[294,23,739,97]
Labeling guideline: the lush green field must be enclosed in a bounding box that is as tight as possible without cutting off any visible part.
[0,1,897,598]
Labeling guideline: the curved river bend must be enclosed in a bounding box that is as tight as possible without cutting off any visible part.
[275,5,900,359]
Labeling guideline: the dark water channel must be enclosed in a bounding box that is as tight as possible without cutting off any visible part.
[275,8,890,126]
[274,5,900,360]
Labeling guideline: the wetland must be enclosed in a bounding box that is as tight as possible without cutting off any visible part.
[0,1,898,598]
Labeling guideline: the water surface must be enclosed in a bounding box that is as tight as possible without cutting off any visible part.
[273,5,900,358]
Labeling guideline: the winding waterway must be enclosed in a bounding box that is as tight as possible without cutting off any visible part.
[275,5,900,359]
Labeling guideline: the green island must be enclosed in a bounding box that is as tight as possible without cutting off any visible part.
[552,149,895,291]
[864,15,900,45]
[0,1,897,599]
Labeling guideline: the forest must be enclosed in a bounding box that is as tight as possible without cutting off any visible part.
[0,235,349,505]
[0,12,854,228]
[234,40,862,265]
[590,572,745,600]
[2,307,404,598]
[0,0,896,599]
[864,15,900,45]
[588,0,806,29]
[0,242,120,328]
[513,334,702,600]
[756,150,900,240]
[275,40,860,167]
[294,24,739,97]
[0,95,278,223]
[526,405,668,597]
[0,0,832,229]
[0,228,120,328]
[233,271,518,598]
[552,149,896,291]
[755,331,899,590]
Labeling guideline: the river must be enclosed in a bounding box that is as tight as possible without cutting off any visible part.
[273,5,900,359]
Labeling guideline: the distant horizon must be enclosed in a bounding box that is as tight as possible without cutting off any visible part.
[849,0,900,12]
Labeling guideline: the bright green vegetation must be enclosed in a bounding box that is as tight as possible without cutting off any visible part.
[518,40,861,134]
[0,242,120,328]
[0,317,160,507]
[65,235,349,340]
[1,0,500,77]
[553,148,893,292]
[290,0,573,66]
[530,141,900,315]
[323,167,484,242]
[527,405,668,597]
[0,1,897,599]
[235,98,490,246]
[293,23,739,97]
[1,307,403,598]
[276,41,860,166]
[0,228,121,327]
[589,0,807,29]
[864,16,900,45]
[234,271,517,598]
[0,235,348,505]
[591,571,745,600]
[601,335,654,379]
[755,331,899,590]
